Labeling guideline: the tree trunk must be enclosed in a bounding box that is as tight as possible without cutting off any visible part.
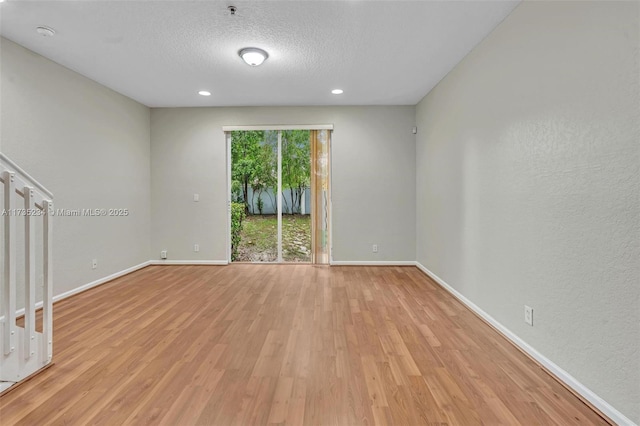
[243,180,249,214]
[296,187,303,215]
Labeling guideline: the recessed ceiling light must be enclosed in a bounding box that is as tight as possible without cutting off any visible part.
[238,47,268,67]
[198,91,211,96]
[36,26,56,37]
[331,89,344,95]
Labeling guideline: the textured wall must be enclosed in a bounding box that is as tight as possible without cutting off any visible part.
[150,106,416,262]
[415,1,639,422]
[0,38,151,299]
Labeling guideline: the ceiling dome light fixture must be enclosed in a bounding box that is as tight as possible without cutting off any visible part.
[198,90,211,96]
[238,47,268,67]
[331,89,344,95]
[36,26,56,37]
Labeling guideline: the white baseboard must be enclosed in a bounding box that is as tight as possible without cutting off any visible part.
[414,261,635,426]
[9,261,151,319]
[330,260,416,266]
[8,260,224,319]
[149,260,229,265]
[54,261,152,302]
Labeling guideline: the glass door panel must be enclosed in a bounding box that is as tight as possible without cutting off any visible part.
[280,130,312,262]
[230,130,278,262]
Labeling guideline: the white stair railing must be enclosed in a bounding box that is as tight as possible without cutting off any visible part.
[0,153,53,392]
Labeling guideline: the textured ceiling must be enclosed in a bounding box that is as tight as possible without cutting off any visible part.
[0,1,520,107]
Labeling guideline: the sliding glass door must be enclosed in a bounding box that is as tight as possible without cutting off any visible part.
[227,127,331,264]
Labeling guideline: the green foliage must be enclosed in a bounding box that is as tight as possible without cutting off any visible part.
[230,180,243,203]
[231,130,309,215]
[230,202,246,261]
[281,130,311,214]
[231,130,277,214]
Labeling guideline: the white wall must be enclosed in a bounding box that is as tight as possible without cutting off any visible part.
[0,38,151,299]
[150,106,416,262]
[415,1,639,423]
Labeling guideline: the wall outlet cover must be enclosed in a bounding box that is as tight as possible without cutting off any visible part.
[524,305,533,326]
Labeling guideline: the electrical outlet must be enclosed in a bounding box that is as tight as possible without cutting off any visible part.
[372,244,378,253]
[193,193,199,202]
[160,250,167,259]
[524,305,533,326]
[92,259,98,269]
[194,244,199,252]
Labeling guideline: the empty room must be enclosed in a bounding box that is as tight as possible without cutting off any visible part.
[0,0,638,425]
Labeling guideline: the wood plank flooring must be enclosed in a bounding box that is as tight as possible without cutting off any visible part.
[0,265,608,425]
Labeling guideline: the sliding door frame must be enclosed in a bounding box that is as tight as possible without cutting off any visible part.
[276,131,283,262]
[224,125,333,264]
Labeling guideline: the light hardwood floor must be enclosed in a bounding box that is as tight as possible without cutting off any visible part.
[1,265,608,425]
